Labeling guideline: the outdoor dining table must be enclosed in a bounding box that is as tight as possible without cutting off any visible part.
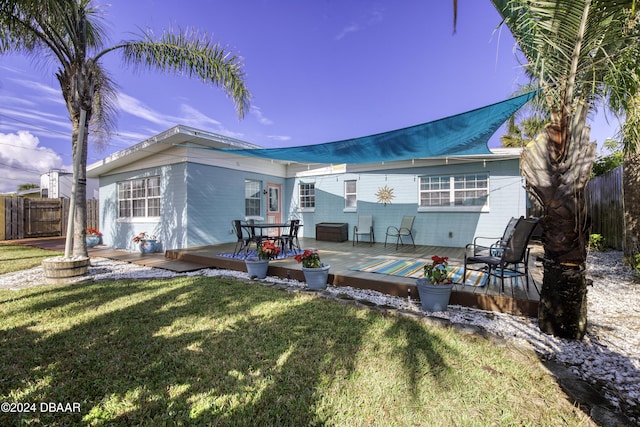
[241,222,290,248]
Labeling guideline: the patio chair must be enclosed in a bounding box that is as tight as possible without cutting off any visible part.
[471,216,520,257]
[353,215,374,246]
[384,215,416,250]
[232,220,253,256]
[279,219,301,251]
[463,217,539,291]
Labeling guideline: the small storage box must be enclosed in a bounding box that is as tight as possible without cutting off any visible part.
[316,223,348,242]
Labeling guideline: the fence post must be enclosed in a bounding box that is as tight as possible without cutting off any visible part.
[0,196,5,241]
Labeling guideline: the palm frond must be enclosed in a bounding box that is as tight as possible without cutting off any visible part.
[492,0,639,111]
[114,28,251,118]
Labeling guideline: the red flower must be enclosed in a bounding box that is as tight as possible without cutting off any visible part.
[258,241,281,260]
[295,249,321,268]
[424,255,452,285]
[86,228,102,236]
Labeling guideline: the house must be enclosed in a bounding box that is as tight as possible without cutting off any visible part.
[87,124,530,252]
[40,169,99,199]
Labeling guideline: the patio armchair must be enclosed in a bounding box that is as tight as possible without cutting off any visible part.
[353,215,374,246]
[384,215,416,250]
[279,219,301,251]
[471,216,520,257]
[463,217,539,291]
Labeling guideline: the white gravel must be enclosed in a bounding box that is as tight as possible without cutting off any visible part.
[1,250,638,421]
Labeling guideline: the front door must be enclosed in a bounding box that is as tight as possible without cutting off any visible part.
[266,183,282,236]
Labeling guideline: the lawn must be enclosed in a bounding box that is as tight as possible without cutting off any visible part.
[0,247,593,426]
[0,243,62,274]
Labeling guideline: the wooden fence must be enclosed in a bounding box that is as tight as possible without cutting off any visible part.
[586,165,624,250]
[1,197,99,240]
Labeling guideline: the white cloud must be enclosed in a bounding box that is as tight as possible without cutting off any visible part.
[9,78,65,106]
[334,6,384,41]
[267,135,291,142]
[335,23,361,41]
[250,106,274,125]
[117,93,171,125]
[179,104,223,128]
[0,131,67,193]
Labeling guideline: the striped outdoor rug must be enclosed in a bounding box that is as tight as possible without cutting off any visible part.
[352,258,487,287]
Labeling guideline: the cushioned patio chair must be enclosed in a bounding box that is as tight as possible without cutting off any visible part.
[279,219,301,251]
[463,217,539,291]
[353,215,374,246]
[384,215,415,250]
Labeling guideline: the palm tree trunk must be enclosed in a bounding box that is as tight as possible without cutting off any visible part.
[521,102,596,339]
[72,108,89,258]
[64,108,88,258]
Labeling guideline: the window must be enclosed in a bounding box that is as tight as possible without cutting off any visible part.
[299,183,315,209]
[245,179,261,217]
[419,173,489,209]
[344,180,357,209]
[118,176,161,218]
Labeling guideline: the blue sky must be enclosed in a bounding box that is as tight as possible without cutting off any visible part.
[0,0,620,193]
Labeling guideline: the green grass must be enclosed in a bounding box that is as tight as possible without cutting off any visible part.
[0,247,593,426]
[0,243,62,274]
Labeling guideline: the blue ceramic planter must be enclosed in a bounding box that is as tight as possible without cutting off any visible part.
[139,240,158,254]
[86,235,101,247]
[302,264,330,290]
[245,259,269,279]
[416,278,454,312]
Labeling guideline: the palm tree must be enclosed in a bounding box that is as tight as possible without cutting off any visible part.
[1,0,250,259]
[500,115,547,147]
[490,0,640,339]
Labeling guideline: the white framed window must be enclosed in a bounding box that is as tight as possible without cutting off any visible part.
[245,179,261,217]
[344,180,357,209]
[299,182,315,209]
[419,173,489,211]
[117,176,161,218]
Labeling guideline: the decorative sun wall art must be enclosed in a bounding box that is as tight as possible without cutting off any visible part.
[376,185,394,206]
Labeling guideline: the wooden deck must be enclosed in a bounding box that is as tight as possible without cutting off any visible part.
[6,236,542,317]
[165,237,542,317]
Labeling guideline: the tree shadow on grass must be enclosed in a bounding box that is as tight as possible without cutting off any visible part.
[0,277,460,426]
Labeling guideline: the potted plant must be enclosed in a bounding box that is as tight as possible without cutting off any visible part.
[86,228,102,247]
[132,232,158,254]
[245,240,280,279]
[295,249,330,290]
[416,255,454,312]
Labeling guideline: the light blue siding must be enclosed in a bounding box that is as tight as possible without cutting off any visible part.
[289,159,526,248]
[97,158,525,250]
[185,163,286,248]
[98,163,187,251]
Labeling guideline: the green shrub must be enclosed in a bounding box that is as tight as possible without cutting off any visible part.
[588,234,605,251]
[630,253,640,278]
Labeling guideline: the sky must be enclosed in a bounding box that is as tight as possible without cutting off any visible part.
[0,0,622,193]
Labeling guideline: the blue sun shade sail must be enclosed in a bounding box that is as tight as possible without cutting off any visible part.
[201,91,536,164]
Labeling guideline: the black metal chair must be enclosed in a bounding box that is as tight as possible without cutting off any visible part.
[471,216,520,257]
[232,220,252,256]
[464,217,539,291]
[279,219,301,251]
[384,215,415,250]
[353,215,374,246]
